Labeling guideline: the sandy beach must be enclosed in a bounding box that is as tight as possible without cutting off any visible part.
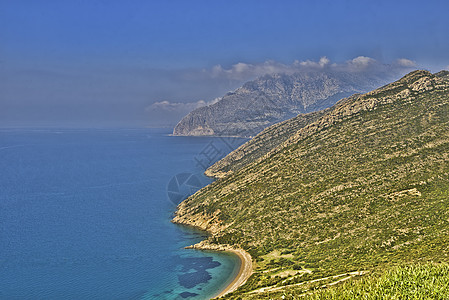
[185,242,253,298]
[213,248,253,298]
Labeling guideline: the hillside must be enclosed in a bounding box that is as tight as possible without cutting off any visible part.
[205,108,330,178]
[207,70,449,178]
[173,70,449,298]
[272,263,449,299]
[173,71,396,137]
[206,70,449,179]
[305,263,449,300]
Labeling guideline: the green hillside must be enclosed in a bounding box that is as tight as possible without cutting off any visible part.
[256,263,449,299]
[174,70,449,298]
[205,108,329,178]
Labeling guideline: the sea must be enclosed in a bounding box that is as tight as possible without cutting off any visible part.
[0,128,247,300]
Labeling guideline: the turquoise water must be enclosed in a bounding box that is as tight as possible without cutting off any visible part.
[0,128,245,299]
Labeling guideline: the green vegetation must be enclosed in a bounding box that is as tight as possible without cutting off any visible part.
[309,263,449,299]
[205,108,328,178]
[174,70,449,298]
[235,263,449,299]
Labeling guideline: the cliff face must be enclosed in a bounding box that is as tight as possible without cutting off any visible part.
[173,71,397,137]
[174,70,449,297]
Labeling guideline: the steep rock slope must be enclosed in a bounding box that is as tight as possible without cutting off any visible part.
[174,70,449,297]
[173,71,395,137]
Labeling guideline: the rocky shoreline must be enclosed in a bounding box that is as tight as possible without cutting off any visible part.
[172,211,253,298]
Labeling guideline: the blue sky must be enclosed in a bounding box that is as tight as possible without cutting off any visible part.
[1,0,449,127]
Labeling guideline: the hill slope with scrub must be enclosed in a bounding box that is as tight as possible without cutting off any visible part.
[174,70,449,297]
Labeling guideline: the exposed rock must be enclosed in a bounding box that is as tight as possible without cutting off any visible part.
[435,70,449,80]
[173,71,400,137]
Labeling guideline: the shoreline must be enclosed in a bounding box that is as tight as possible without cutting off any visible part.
[185,242,253,298]
[213,248,253,298]
[172,201,253,297]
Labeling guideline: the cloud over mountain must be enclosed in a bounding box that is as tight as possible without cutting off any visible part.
[145,56,418,127]
[1,54,419,128]
[145,98,220,127]
[201,56,416,82]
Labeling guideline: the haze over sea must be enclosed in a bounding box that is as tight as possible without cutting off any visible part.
[0,128,246,299]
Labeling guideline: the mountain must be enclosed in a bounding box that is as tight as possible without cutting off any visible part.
[173,70,401,137]
[173,70,449,298]
[207,69,449,178]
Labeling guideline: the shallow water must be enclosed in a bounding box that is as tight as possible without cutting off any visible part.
[0,128,245,299]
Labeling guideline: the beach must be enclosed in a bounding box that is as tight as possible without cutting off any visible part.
[213,248,253,298]
[186,241,253,298]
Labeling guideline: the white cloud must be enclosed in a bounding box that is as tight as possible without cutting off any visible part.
[206,55,418,81]
[295,56,331,68]
[212,57,336,80]
[148,100,196,113]
[146,98,220,113]
[210,60,292,80]
[232,62,251,73]
[319,56,330,67]
[395,58,416,67]
[145,98,222,126]
[348,56,376,67]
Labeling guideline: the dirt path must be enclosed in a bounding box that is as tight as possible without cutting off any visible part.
[248,270,366,294]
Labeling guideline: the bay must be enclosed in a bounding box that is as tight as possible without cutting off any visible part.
[0,128,246,299]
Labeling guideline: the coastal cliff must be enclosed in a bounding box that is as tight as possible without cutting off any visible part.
[174,70,449,298]
[173,201,254,298]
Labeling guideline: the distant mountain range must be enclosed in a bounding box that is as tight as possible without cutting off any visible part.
[173,70,405,137]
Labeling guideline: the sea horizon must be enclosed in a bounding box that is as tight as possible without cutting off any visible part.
[0,128,246,299]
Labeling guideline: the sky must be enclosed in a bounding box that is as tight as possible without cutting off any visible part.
[1,0,449,128]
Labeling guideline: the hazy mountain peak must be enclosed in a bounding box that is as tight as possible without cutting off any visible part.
[173,69,403,137]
